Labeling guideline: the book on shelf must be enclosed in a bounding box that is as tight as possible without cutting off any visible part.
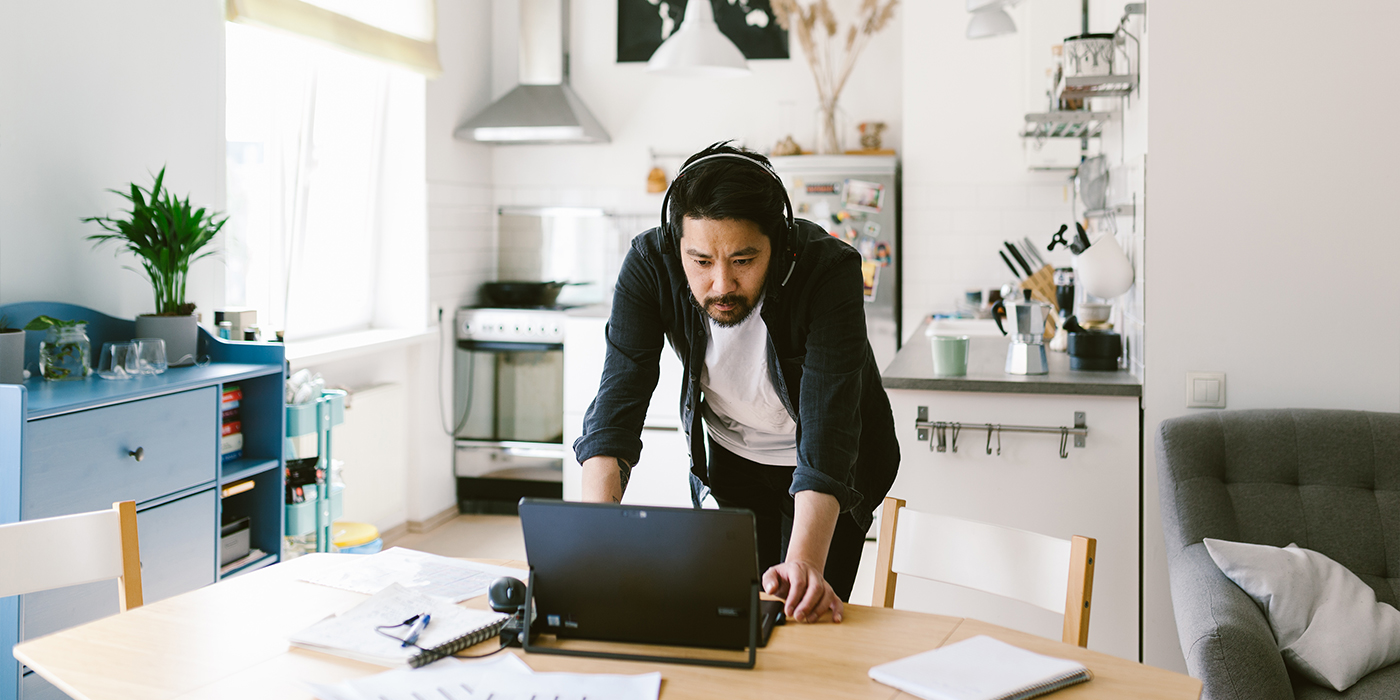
[219,548,270,575]
[221,479,255,498]
[868,635,1092,700]
[221,420,242,437]
[222,407,240,421]
[221,432,244,454]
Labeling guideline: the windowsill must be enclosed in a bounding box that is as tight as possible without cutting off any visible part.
[285,327,439,366]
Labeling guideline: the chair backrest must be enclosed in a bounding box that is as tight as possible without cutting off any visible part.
[1157,408,1400,607]
[873,497,1095,647]
[0,501,143,611]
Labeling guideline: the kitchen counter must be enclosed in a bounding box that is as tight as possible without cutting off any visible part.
[882,319,1141,397]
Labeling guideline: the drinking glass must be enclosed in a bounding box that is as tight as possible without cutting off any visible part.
[95,341,141,380]
[133,338,168,375]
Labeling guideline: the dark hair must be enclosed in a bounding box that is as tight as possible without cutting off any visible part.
[665,141,789,251]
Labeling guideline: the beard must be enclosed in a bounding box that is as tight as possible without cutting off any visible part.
[702,292,757,328]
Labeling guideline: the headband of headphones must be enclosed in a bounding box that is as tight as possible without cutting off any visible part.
[659,151,798,283]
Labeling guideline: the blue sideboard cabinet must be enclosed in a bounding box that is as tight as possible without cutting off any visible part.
[0,303,286,700]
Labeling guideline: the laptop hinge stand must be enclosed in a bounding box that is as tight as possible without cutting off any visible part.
[521,568,759,669]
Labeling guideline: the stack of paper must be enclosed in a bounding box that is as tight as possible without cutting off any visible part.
[299,547,525,603]
[308,653,662,700]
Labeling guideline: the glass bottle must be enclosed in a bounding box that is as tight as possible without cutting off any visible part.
[39,324,92,381]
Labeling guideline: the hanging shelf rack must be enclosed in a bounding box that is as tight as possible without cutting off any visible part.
[1061,73,1139,100]
[1021,111,1113,139]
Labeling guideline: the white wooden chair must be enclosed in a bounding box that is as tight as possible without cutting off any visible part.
[0,501,143,612]
[872,496,1096,647]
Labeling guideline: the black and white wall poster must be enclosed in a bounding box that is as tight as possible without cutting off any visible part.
[617,0,789,62]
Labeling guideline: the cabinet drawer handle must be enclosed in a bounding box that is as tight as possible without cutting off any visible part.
[129,447,145,462]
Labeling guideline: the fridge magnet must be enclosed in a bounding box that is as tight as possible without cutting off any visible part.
[856,237,877,261]
[617,0,789,62]
[874,241,892,267]
[861,261,880,302]
[844,225,860,242]
[843,179,885,213]
[805,182,840,195]
[861,221,881,239]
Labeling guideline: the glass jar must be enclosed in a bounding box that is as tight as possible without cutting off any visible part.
[39,324,91,381]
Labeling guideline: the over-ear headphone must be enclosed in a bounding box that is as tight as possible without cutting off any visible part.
[660,152,799,286]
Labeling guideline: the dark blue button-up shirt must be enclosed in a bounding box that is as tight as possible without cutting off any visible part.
[572,220,900,530]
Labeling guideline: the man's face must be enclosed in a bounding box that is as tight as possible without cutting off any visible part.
[680,217,771,327]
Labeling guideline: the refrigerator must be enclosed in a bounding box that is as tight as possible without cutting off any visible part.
[770,155,901,370]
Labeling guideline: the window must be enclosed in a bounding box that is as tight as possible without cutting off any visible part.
[225,20,427,340]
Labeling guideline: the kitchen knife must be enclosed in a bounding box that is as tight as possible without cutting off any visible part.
[998,251,1022,279]
[1071,223,1092,255]
[1004,241,1035,277]
[1021,237,1048,268]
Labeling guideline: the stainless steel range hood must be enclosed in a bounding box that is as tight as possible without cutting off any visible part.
[455,0,609,145]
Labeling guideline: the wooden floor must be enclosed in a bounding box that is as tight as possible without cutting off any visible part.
[389,513,882,606]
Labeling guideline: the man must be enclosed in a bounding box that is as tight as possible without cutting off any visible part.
[573,142,899,625]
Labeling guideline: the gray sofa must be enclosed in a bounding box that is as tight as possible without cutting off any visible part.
[1156,409,1400,700]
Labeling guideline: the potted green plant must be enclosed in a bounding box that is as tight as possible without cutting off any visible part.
[0,315,24,384]
[24,315,91,381]
[84,167,225,366]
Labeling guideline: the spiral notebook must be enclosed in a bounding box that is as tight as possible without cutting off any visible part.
[869,635,1091,700]
[290,583,509,668]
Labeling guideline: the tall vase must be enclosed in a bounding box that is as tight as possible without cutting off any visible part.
[0,329,24,384]
[136,314,199,367]
[816,99,846,155]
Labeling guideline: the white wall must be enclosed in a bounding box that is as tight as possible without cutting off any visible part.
[1144,0,1400,673]
[900,0,1081,335]
[0,0,225,317]
[489,1,903,218]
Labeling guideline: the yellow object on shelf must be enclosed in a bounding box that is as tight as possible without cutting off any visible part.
[332,521,379,549]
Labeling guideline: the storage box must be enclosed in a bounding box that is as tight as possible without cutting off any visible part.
[284,484,343,537]
[220,516,251,566]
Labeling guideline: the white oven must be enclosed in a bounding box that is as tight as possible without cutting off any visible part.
[453,307,567,513]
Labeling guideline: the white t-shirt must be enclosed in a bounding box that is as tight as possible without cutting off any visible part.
[700,299,799,466]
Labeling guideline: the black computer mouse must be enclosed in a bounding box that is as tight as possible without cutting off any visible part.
[488,576,527,613]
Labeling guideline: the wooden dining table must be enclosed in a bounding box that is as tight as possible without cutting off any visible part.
[13,554,1200,700]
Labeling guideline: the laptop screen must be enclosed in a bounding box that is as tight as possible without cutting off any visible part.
[519,499,759,650]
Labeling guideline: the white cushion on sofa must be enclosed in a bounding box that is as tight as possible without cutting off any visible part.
[1204,538,1400,691]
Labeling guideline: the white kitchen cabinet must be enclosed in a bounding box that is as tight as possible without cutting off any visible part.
[563,313,689,505]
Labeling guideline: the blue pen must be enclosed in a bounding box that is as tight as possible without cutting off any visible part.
[402,613,431,647]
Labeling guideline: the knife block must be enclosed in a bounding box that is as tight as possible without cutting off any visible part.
[1022,265,1059,313]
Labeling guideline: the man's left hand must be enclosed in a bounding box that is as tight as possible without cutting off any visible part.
[763,560,844,624]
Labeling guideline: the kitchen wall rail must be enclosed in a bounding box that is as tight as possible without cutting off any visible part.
[914,408,1088,458]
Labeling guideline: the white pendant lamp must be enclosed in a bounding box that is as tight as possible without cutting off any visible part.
[965,0,1019,39]
[647,0,750,77]
[967,7,1016,38]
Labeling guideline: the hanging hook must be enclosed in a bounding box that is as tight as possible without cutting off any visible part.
[986,424,994,455]
[937,423,948,453]
[996,425,1002,456]
[950,422,961,453]
[1059,427,1070,459]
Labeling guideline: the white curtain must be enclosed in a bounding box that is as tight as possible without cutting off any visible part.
[225,22,427,340]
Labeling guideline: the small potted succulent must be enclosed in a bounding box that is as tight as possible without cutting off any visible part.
[0,315,24,384]
[84,167,225,366]
[24,315,91,381]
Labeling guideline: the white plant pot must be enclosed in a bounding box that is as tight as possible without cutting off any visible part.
[136,314,198,367]
[0,329,24,384]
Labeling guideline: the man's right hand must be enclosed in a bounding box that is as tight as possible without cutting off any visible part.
[581,456,624,503]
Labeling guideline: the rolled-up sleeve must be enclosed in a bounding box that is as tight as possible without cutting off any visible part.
[572,241,667,484]
[788,250,868,512]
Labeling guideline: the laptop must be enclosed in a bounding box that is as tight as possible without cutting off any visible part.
[518,499,781,663]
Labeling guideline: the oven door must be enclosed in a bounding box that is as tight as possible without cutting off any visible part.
[453,340,565,511]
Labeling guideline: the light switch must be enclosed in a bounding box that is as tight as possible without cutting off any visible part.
[1186,371,1227,409]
